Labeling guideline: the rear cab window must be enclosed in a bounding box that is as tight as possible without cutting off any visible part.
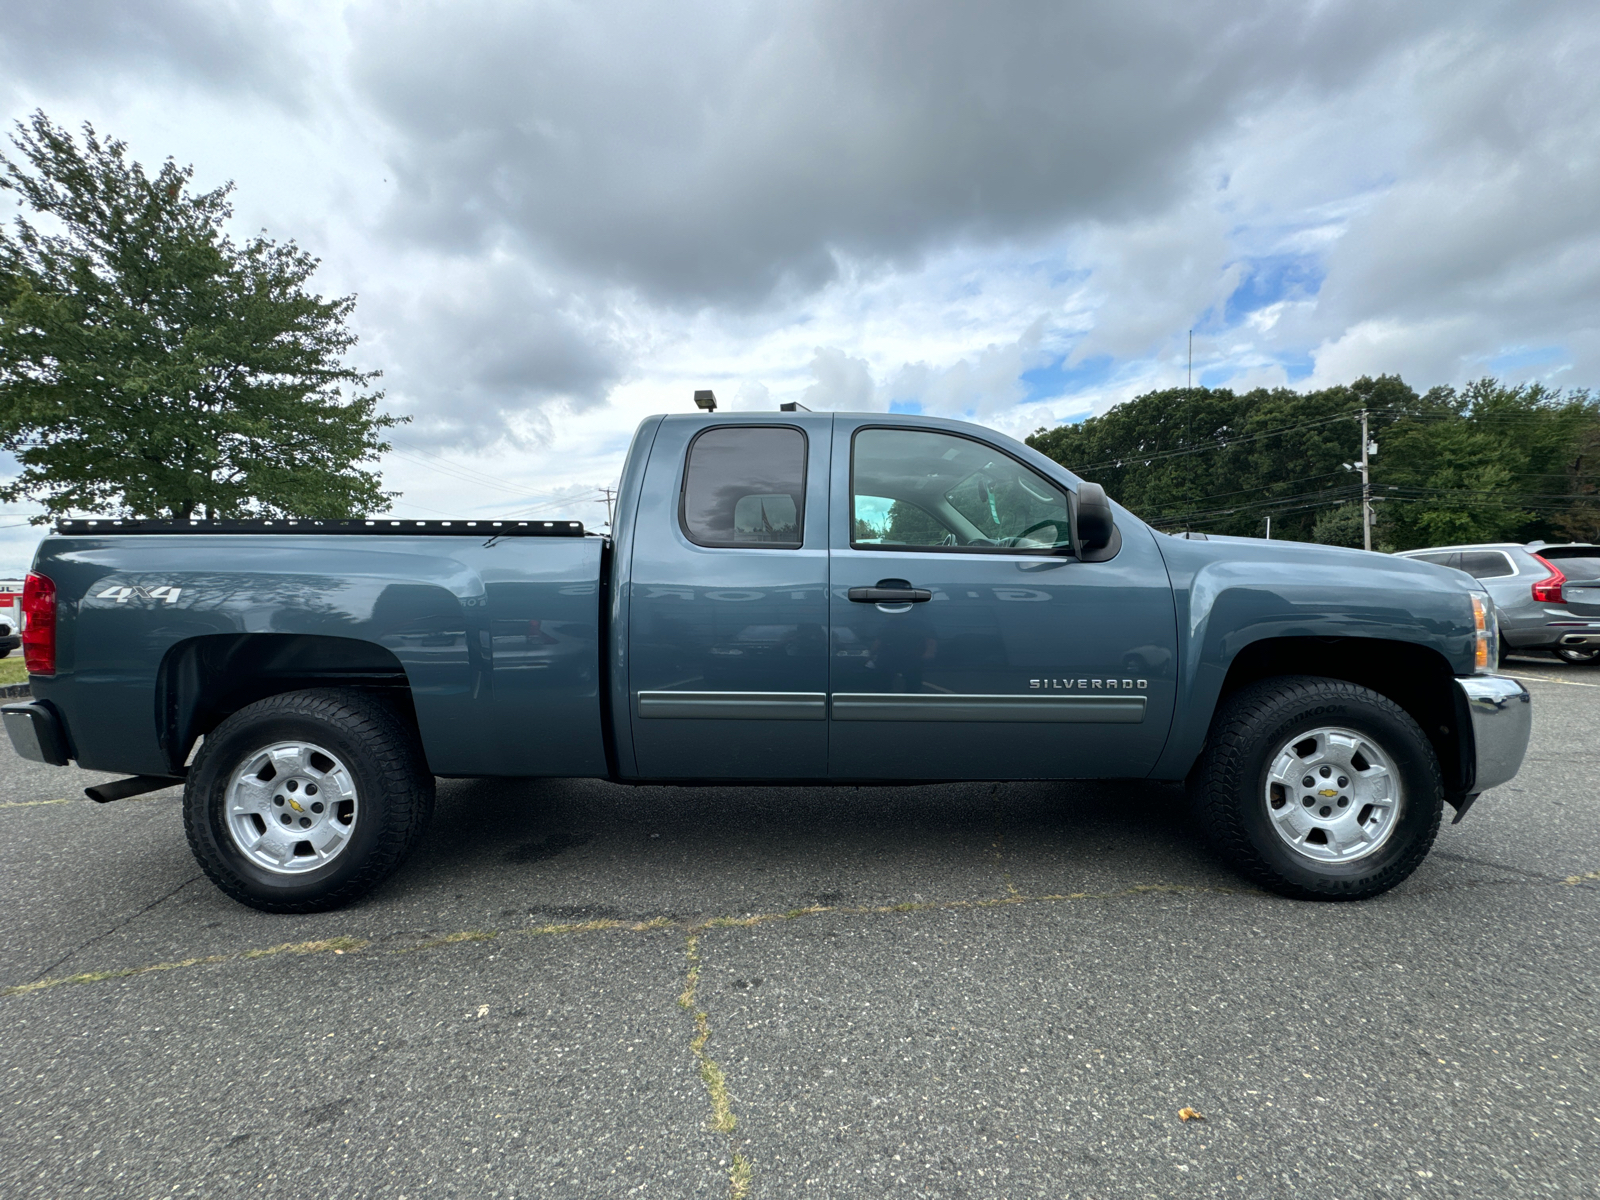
[680,426,807,548]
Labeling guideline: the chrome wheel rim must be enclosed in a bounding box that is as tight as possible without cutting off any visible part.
[1263,726,1402,865]
[223,741,359,874]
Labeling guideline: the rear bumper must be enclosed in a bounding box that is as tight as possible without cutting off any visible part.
[1504,620,1600,649]
[1454,675,1531,795]
[2,701,71,766]
[0,634,19,652]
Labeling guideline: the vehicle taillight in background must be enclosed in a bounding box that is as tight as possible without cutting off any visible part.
[1530,555,1566,604]
[21,572,56,675]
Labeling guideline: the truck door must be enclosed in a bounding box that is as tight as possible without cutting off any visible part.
[827,421,1177,781]
[627,414,831,779]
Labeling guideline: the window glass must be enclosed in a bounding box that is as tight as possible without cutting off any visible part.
[1458,551,1515,579]
[1408,552,1459,569]
[1541,552,1600,581]
[851,428,1071,552]
[681,426,806,548]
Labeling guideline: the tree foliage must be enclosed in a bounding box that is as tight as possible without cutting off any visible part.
[1026,375,1600,550]
[0,112,401,521]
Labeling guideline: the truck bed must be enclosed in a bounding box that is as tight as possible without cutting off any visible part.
[30,529,610,780]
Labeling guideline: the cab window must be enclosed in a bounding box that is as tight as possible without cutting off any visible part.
[850,428,1071,552]
[681,426,806,548]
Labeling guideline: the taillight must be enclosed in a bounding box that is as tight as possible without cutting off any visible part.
[1530,555,1566,604]
[21,572,56,676]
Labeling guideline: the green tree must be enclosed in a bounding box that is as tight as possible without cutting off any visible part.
[0,112,401,521]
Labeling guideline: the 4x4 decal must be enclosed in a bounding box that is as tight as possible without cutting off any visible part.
[94,584,183,605]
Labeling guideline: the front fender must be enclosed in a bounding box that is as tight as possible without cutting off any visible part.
[1148,538,1479,780]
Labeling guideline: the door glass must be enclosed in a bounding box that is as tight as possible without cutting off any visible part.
[1458,551,1515,579]
[851,428,1070,552]
[681,426,806,548]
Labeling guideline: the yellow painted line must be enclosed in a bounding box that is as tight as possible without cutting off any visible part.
[0,790,179,810]
[2,937,366,997]
[1508,673,1600,689]
[10,870,1594,1002]
[0,885,1222,999]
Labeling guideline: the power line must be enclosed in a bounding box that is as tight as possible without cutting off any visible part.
[1065,412,1358,474]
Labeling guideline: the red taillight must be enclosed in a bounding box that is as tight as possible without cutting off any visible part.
[1531,554,1566,604]
[21,572,56,676]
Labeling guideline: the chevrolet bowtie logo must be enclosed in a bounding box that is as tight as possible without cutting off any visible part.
[1318,788,1338,797]
[288,798,305,813]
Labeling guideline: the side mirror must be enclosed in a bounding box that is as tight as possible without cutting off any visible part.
[1075,482,1113,551]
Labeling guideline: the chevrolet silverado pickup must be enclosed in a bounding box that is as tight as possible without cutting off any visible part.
[3,410,1531,911]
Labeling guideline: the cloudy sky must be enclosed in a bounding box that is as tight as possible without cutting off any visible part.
[1,0,1596,573]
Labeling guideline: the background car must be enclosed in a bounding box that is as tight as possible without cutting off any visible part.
[1394,542,1600,664]
[0,590,18,658]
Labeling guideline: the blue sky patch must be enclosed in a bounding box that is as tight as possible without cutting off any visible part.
[1487,344,1564,373]
[1223,254,1325,325]
[888,398,923,414]
[1020,354,1115,404]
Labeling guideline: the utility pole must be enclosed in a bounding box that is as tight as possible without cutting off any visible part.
[600,486,617,528]
[1359,408,1372,552]
[1186,330,1194,445]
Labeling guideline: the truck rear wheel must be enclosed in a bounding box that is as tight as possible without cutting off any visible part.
[1191,676,1443,901]
[184,689,434,913]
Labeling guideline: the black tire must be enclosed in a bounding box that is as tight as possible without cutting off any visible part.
[184,689,434,913]
[1191,676,1443,901]
[1556,647,1600,665]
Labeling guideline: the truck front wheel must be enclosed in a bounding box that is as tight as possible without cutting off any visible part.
[184,689,434,913]
[1191,676,1443,901]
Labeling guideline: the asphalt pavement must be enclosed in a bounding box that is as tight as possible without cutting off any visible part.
[2,657,1597,1198]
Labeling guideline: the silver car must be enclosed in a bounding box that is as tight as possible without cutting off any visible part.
[1394,542,1600,664]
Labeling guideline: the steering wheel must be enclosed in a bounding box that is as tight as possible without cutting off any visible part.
[1007,519,1063,547]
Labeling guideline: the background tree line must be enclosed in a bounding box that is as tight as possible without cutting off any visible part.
[1026,375,1600,550]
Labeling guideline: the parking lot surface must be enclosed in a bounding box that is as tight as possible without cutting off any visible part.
[2,658,1598,1198]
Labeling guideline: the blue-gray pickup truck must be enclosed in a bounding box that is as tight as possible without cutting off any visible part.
[4,410,1531,911]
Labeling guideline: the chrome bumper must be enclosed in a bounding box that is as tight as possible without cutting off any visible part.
[1454,676,1531,795]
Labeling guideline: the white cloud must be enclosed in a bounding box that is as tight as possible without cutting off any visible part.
[0,0,1597,577]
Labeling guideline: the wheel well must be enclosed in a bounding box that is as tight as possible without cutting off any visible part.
[1217,637,1471,800]
[156,634,417,774]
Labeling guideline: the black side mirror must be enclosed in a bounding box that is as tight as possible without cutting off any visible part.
[1075,482,1113,552]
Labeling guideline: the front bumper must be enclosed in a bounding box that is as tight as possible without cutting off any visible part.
[2,701,71,766]
[1454,675,1531,795]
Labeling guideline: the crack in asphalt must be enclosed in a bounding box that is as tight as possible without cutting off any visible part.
[1428,850,1563,881]
[27,873,204,984]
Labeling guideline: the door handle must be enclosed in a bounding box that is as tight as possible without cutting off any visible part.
[847,586,931,603]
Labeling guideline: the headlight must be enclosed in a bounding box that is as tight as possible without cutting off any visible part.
[1471,592,1499,673]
